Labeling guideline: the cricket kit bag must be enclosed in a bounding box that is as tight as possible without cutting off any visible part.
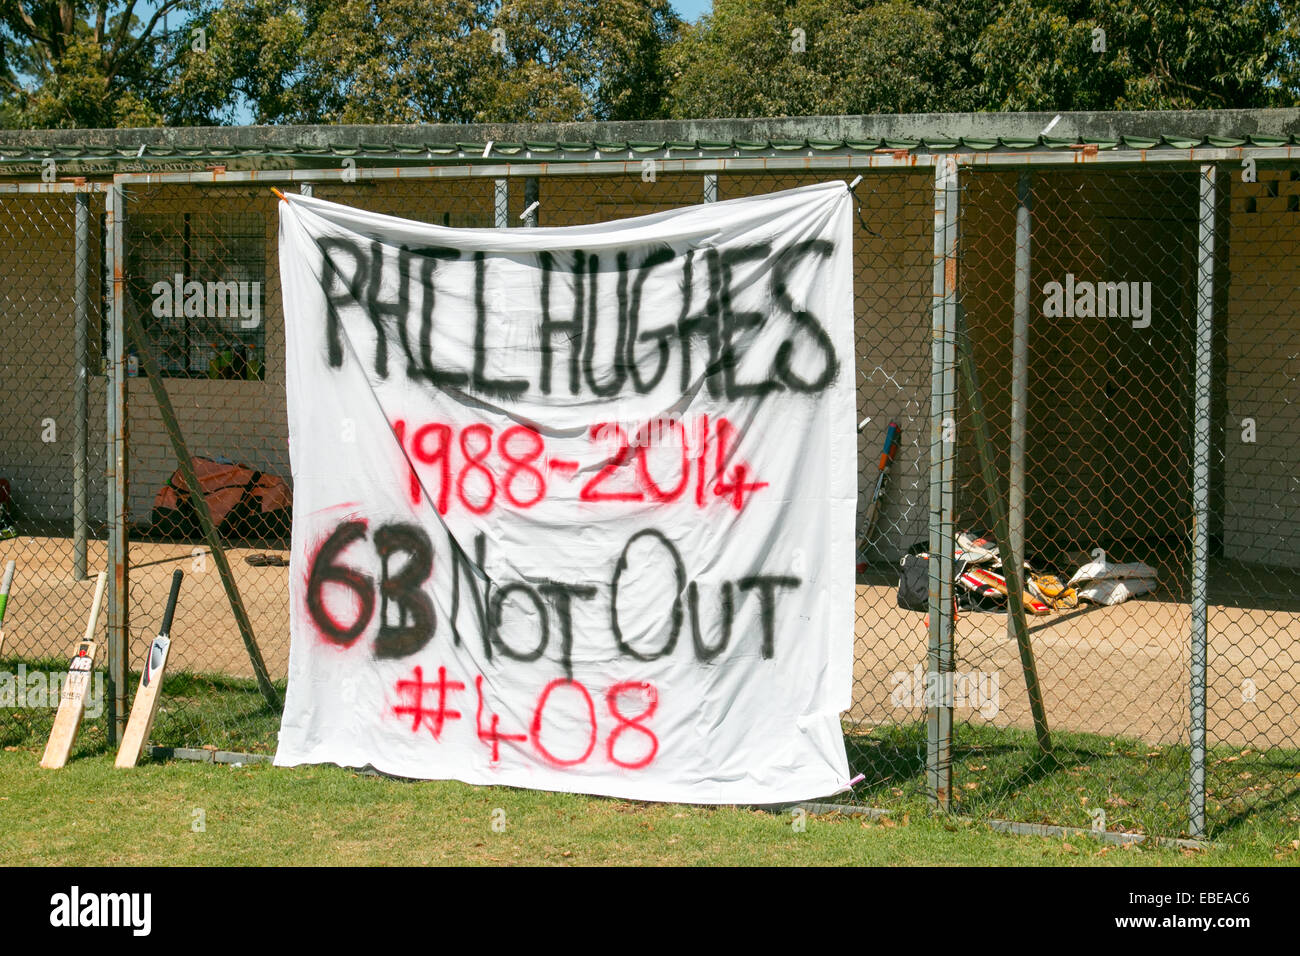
[896,542,972,612]
[151,457,291,539]
[897,547,930,612]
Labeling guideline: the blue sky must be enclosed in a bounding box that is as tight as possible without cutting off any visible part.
[673,0,713,21]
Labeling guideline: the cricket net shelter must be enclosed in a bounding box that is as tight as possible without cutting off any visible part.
[0,110,1298,842]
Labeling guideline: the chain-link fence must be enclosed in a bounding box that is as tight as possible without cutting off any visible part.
[950,167,1199,836]
[115,182,289,751]
[0,184,111,758]
[1205,163,1300,835]
[1,154,1297,842]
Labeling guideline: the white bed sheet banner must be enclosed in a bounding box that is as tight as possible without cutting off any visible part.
[274,181,856,804]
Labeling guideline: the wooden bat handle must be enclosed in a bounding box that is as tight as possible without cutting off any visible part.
[161,569,183,636]
[83,571,107,643]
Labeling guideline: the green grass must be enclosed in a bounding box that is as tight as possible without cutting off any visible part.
[0,658,283,758]
[0,751,1294,866]
[841,722,1300,845]
[3,660,1298,862]
[146,671,286,754]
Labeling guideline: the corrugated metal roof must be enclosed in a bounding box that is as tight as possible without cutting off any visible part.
[0,131,1295,177]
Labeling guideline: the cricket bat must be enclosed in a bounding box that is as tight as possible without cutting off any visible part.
[116,569,183,768]
[40,570,107,769]
[857,422,901,572]
[0,560,14,656]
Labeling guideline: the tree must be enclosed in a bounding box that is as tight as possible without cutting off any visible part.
[479,0,682,122]
[8,0,1296,130]
[917,0,1011,114]
[664,0,1300,119]
[166,0,681,126]
[0,0,192,128]
[664,0,947,119]
[161,0,311,126]
[974,0,1300,111]
[1,0,681,128]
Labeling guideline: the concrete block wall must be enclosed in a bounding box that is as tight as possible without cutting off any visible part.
[0,194,109,526]
[958,169,1196,555]
[1223,168,1300,565]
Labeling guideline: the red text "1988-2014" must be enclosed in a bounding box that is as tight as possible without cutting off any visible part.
[392,415,768,515]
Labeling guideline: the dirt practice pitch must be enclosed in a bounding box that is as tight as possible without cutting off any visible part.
[0,535,293,680]
[851,583,1299,748]
[1,535,1296,749]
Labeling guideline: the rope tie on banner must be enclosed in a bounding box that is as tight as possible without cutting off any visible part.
[846,175,881,237]
[271,187,287,202]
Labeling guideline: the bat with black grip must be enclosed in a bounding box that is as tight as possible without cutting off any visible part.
[116,569,184,767]
[159,569,182,642]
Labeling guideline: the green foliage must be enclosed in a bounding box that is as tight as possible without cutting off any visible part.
[1,0,1297,129]
[15,34,156,127]
[974,0,1300,111]
[161,0,311,125]
[665,0,946,118]
[271,0,497,124]
[0,0,185,128]
[1,0,680,128]
[480,0,683,123]
[666,0,1300,118]
[166,0,681,125]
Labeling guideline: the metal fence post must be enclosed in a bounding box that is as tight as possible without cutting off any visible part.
[494,178,509,228]
[928,155,959,809]
[1008,170,1031,640]
[73,191,90,581]
[105,182,129,743]
[1190,164,1216,838]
